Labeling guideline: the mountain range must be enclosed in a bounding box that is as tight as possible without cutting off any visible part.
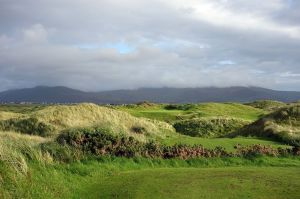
[0,86,300,104]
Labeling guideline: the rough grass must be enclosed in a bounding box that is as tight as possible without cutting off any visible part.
[245,100,286,111]
[234,104,300,146]
[173,117,249,138]
[0,111,22,120]
[0,117,54,136]
[0,104,48,114]
[0,102,299,198]
[0,131,49,174]
[30,103,175,141]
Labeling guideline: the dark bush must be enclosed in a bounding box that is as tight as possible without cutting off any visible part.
[234,144,293,157]
[164,104,196,111]
[53,127,298,161]
[173,118,247,138]
[0,117,54,136]
[131,126,146,134]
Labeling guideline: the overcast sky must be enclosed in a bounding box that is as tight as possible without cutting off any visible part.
[0,0,300,91]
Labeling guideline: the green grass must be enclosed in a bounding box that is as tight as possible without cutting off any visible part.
[81,167,300,199]
[4,157,300,199]
[191,103,265,120]
[161,136,290,151]
[0,104,48,114]
[116,103,265,122]
[245,100,287,111]
[124,109,183,122]
[1,102,299,198]
[235,104,300,146]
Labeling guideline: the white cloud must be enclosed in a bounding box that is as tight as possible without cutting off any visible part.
[22,24,49,44]
[0,0,299,91]
[168,0,300,39]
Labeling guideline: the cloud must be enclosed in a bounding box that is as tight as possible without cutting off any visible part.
[0,0,299,91]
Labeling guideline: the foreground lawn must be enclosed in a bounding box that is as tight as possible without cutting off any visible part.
[80,167,300,199]
[5,157,300,199]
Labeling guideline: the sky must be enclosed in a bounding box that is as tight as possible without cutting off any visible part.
[0,0,300,91]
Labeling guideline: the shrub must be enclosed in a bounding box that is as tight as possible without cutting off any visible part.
[173,118,248,138]
[131,126,146,134]
[164,104,196,111]
[234,144,293,157]
[53,127,298,160]
[0,117,54,137]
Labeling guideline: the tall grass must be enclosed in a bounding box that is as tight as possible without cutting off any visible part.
[0,111,22,120]
[234,104,300,146]
[31,103,175,140]
[0,131,50,174]
[245,100,286,111]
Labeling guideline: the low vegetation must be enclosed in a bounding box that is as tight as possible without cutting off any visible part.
[0,117,54,136]
[245,100,286,111]
[233,104,300,146]
[0,101,299,198]
[0,103,175,141]
[116,102,265,122]
[173,117,249,137]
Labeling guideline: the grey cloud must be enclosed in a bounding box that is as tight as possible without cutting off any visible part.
[0,0,299,91]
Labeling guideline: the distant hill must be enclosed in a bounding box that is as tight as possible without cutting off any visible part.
[0,86,300,104]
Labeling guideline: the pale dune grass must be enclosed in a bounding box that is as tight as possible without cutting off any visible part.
[0,131,52,174]
[0,111,23,120]
[31,103,175,141]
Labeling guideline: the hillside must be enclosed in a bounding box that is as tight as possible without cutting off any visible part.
[0,104,174,141]
[1,102,299,199]
[1,86,300,104]
[233,104,300,146]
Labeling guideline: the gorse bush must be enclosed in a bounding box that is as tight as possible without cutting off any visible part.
[164,104,196,111]
[56,127,146,158]
[173,118,248,138]
[54,127,298,160]
[234,144,297,157]
[0,117,54,136]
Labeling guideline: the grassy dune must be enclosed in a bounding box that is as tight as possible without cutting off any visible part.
[0,102,299,198]
[0,111,22,120]
[246,100,287,111]
[235,104,300,146]
[0,104,175,141]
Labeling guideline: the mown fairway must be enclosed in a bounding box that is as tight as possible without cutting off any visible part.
[161,136,290,151]
[116,102,266,122]
[81,167,300,199]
